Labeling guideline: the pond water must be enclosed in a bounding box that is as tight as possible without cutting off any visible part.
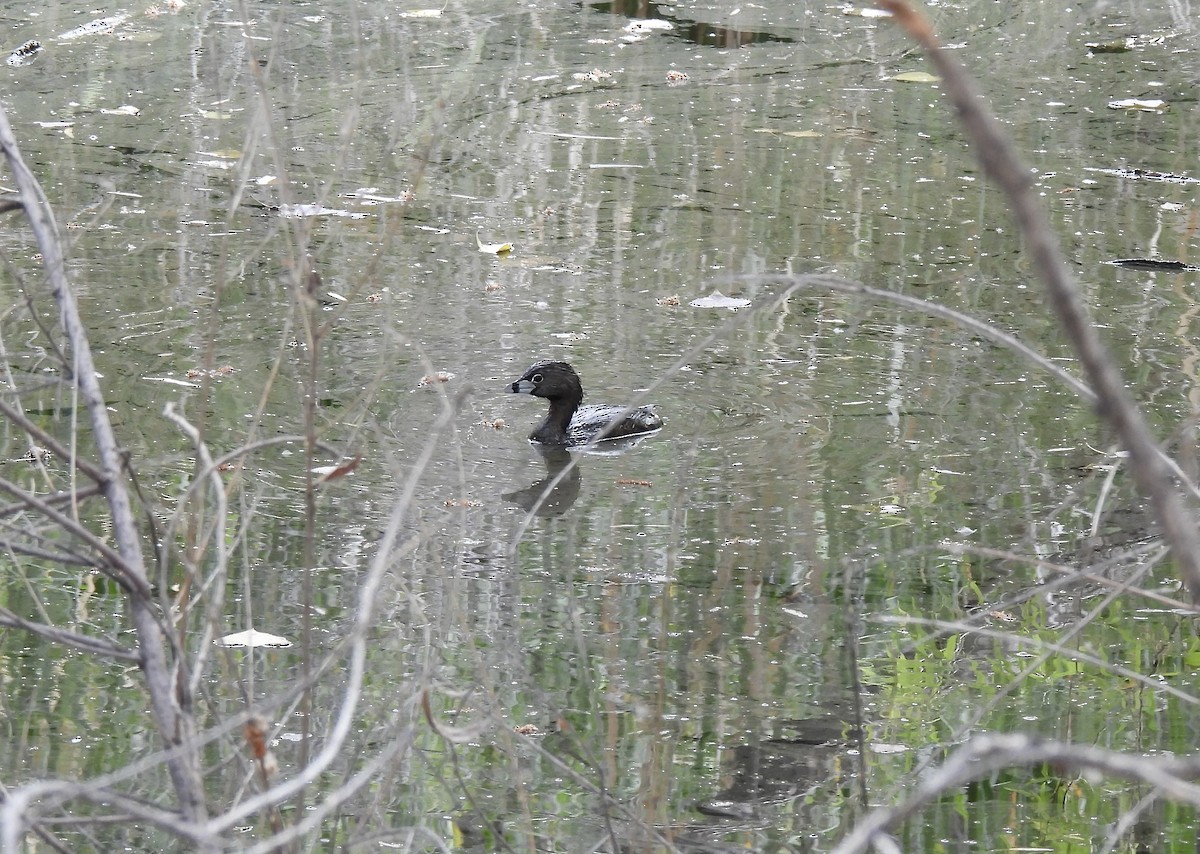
[3,0,1200,850]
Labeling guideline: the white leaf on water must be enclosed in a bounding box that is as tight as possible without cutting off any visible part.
[216,628,292,648]
[690,290,751,310]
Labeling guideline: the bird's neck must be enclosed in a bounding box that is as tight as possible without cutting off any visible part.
[530,397,579,444]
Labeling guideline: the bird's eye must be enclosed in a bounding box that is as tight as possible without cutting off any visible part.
[531,373,543,383]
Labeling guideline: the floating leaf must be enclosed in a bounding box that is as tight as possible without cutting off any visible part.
[217,628,292,648]
[690,290,751,310]
[624,19,673,33]
[840,6,893,17]
[1086,39,1133,53]
[313,456,362,483]
[476,232,513,254]
[1108,98,1167,112]
[890,71,940,83]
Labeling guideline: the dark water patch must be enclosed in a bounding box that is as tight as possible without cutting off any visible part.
[586,0,798,48]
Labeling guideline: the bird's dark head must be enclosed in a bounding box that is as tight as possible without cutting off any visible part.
[509,360,583,402]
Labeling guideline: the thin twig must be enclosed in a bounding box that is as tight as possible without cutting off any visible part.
[831,733,1200,854]
[0,607,137,660]
[879,0,1200,599]
[0,105,212,836]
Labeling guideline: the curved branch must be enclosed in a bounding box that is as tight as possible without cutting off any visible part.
[878,0,1200,600]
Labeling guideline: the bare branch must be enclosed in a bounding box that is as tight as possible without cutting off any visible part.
[0,607,137,660]
[200,389,469,835]
[0,478,144,593]
[0,106,211,831]
[831,733,1200,853]
[0,397,108,485]
[878,0,1200,599]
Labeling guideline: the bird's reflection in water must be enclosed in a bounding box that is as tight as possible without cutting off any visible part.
[504,447,581,516]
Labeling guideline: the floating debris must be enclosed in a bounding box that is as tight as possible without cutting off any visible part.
[418,371,455,387]
[312,456,361,483]
[572,69,613,83]
[277,203,368,219]
[146,0,187,17]
[1110,258,1199,272]
[753,128,823,138]
[665,70,689,84]
[624,19,673,34]
[17,447,53,465]
[100,105,141,116]
[1108,98,1167,112]
[6,40,42,67]
[340,187,415,205]
[690,290,752,310]
[1086,38,1134,54]
[1087,33,1169,54]
[59,15,128,40]
[1086,167,1199,184]
[185,364,237,379]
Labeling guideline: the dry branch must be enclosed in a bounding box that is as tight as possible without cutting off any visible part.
[878,0,1200,599]
[832,733,1200,853]
[0,106,212,842]
[825,2,1200,850]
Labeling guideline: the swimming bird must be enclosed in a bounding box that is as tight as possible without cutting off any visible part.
[508,360,663,446]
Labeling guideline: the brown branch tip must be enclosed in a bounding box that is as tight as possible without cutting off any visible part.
[878,0,938,48]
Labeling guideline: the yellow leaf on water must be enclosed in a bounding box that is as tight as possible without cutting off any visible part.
[476,231,513,254]
[891,71,940,83]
